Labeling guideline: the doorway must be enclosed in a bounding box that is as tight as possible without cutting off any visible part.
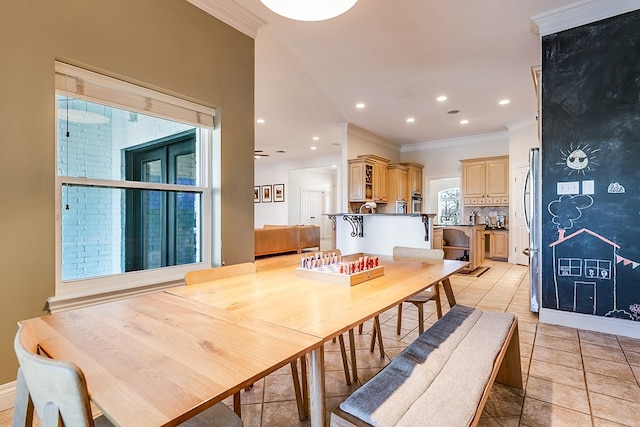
[124,130,198,271]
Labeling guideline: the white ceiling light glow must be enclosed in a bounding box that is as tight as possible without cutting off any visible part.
[260,0,358,22]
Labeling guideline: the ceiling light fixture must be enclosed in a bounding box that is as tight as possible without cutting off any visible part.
[406,117,415,123]
[312,136,320,141]
[259,0,358,21]
[310,146,317,150]
[257,118,265,124]
[355,103,365,109]
[436,95,448,102]
[499,99,511,105]
[460,119,469,125]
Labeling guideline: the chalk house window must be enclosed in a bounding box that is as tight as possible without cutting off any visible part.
[54,62,216,307]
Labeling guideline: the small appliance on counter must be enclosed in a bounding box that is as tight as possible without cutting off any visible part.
[395,200,407,214]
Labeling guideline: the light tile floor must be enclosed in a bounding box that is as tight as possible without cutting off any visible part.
[3,260,640,426]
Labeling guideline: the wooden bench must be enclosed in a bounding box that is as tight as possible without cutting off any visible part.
[331,304,522,427]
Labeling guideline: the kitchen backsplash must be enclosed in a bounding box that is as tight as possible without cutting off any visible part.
[463,206,509,226]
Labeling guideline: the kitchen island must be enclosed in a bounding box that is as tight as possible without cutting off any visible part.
[328,213,436,256]
[432,225,487,273]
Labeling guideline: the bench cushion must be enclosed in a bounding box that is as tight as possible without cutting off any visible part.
[338,305,515,427]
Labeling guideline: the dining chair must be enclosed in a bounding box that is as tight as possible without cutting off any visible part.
[392,246,445,335]
[186,262,310,420]
[13,322,242,427]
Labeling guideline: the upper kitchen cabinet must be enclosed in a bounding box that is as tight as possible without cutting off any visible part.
[348,155,389,203]
[461,156,509,206]
[387,164,408,203]
[400,162,424,193]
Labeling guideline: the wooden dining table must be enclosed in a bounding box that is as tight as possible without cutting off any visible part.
[20,292,321,427]
[166,255,467,427]
[20,255,466,427]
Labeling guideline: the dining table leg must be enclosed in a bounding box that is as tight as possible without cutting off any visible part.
[309,345,326,427]
[441,277,456,307]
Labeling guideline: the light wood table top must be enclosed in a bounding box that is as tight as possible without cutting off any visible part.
[167,256,467,341]
[21,292,321,427]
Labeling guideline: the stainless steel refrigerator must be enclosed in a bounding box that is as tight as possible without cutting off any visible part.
[524,147,542,312]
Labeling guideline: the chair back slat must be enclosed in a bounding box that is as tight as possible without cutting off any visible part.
[392,246,444,260]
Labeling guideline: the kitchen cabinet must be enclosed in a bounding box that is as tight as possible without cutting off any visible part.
[438,225,485,272]
[348,155,389,203]
[400,162,424,193]
[461,156,509,206]
[387,164,408,203]
[489,230,509,259]
[431,228,443,250]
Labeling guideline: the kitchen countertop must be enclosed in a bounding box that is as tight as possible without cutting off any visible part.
[434,224,509,231]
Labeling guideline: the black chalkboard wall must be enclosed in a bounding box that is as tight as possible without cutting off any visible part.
[541,10,640,320]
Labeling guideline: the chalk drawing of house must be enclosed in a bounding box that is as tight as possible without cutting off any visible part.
[549,228,619,315]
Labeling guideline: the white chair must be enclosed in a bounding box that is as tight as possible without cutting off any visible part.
[13,322,242,427]
[393,246,445,335]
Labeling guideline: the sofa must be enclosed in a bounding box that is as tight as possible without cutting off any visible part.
[255,225,321,257]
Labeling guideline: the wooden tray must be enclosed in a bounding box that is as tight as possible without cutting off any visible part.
[295,265,384,286]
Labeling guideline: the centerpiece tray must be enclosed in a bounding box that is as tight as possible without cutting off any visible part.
[295,258,384,286]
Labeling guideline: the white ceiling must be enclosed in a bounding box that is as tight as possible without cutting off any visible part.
[190,0,580,163]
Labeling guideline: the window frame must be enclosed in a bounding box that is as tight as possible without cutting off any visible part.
[53,62,217,305]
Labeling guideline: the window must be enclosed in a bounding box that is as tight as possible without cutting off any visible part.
[438,187,460,225]
[54,62,217,302]
[558,258,582,276]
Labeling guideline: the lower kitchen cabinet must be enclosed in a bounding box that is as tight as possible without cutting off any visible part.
[488,230,509,260]
[437,225,485,272]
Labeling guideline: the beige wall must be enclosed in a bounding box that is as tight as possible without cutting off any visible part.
[0,0,255,383]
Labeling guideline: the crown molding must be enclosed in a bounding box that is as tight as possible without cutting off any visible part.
[401,131,509,152]
[505,115,537,132]
[345,123,399,151]
[187,0,266,39]
[530,0,640,36]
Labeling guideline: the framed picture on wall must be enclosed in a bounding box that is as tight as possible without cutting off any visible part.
[261,185,272,203]
[273,184,284,202]
[254,186,260,203]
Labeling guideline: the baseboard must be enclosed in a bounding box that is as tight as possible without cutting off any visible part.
[0,381,15,412]
[540,308,640,339]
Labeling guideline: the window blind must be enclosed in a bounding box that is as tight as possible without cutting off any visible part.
[55,61,215,128]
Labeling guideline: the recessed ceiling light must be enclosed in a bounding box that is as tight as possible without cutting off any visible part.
[406,117,415,123]
[312,136,320,141]
[436,96,447,102]
[499,99,510,105]
[355,103,366,109]
[447,110,460,114]
[331,164,337,168]
[460,119,469,125]
[256,118,265,124]
[310,146,317,150]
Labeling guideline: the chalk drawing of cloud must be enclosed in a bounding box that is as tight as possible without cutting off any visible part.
[608,182,625,193]
[548,194,593,230]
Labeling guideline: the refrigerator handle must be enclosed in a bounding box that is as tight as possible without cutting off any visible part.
[522,168,531,233]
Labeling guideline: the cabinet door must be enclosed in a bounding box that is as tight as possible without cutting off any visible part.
[349,161,365,201]
[485,158,509,197]
[462,161,486,198]
[373,160,388,202]
[408,165,423,192]
[490,231,509,259]
[431,229,443,249]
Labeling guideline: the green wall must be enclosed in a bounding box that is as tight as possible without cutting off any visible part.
[0,0,255,384]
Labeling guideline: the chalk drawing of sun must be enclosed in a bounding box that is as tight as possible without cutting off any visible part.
[557,143,600,176]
